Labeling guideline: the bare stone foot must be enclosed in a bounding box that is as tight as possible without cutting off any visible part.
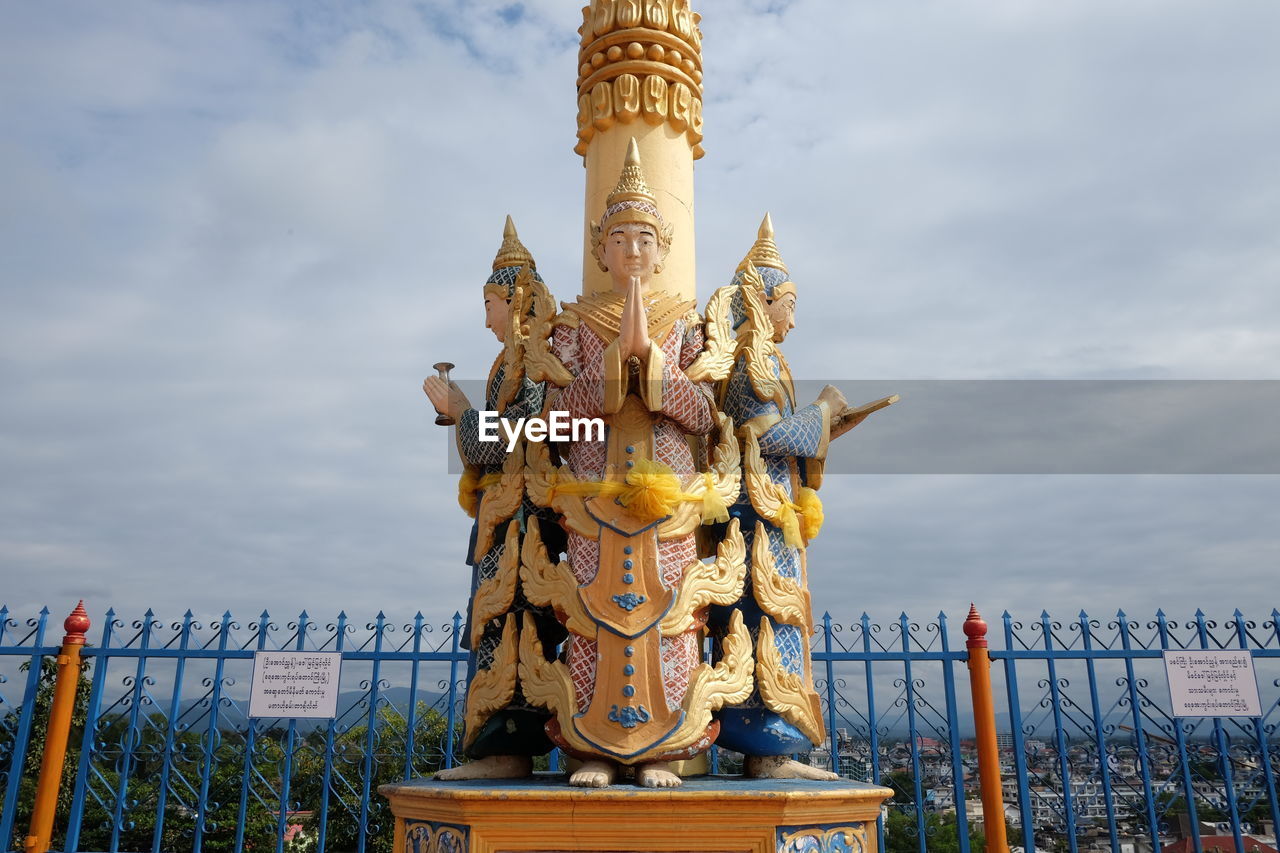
[569,759,617,788]
[434,755,532,781]
[744,755,839,781]
[636,761,682,788]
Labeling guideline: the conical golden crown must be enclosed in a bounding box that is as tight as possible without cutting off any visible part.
[492,214,535,271]
[741,212,788,275]
[606,139,658,210]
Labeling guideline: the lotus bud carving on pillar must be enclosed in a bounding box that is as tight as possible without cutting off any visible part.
[577,0,704,299]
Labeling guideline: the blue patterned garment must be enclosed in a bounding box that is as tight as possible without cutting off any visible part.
[452,305,564,759]
[712,338,827,756]
[457,366,544,470]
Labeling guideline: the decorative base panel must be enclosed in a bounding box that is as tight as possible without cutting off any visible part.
[380,775,893,853]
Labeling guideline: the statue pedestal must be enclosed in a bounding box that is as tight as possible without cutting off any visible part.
[380,775,893,853]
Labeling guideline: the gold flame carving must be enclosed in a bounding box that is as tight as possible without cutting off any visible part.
[517,610,578,718]
[472,441,524,563]
[684,284,736,384]
[519,520,596,639]
[750,521,812,630]
[754,617,825,747]
[660,517,746,636]
[462,613,518,750]
[469,521,520,647]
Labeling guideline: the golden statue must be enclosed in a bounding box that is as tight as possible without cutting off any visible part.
[517,141,751,788]
[423,217,566,780]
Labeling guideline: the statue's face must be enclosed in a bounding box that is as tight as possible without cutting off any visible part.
[602,222,660,292]
[764,291,796,342]
[484,292,510,343]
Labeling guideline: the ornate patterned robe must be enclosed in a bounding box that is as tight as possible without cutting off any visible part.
[517,290,753,766]
[712,347,830,755]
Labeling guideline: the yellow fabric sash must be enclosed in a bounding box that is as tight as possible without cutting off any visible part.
[458,470,504,518]
[545,458,729,526]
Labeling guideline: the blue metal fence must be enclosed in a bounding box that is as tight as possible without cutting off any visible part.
[2,605,1277,853]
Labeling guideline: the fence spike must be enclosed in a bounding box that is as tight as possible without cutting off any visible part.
[338,610,347,619]
[39,606,50,616]
[1233,608,1244,619]
[1195,607,1206,618]
[415,611,424,620]
[299,609,309,620]
[1001,609,1012,621]
[860,611,869,621]
[144,607,154,619]
[222,609,232,619]
[1116,608,1127,619]
[260,609,271,619]
[1040,609,1051,620]
[453,611,463,621]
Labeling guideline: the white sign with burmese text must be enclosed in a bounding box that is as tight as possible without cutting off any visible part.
[248,651,342,719]
[1163,650,1262,718]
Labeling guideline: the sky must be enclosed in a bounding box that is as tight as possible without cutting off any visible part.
[2,0,1278,639]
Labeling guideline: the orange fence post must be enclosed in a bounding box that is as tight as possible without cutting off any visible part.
[964,604,1009,853]
[24,601,90,853]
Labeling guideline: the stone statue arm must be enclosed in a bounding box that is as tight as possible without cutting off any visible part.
[550,323,608,421]
[723,354,831,460]
[635,318,715,434]
[456,375,547,468]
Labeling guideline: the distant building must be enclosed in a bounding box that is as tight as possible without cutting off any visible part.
[1162,837,1278,853]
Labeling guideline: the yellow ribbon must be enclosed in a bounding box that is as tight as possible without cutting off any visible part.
[796,486,824,542]
[458,470,504,518]
[774,486,824,548]
[545,458,729,525]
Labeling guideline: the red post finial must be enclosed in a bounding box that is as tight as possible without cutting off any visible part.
[963,603,988,649]
[63,601,90,646]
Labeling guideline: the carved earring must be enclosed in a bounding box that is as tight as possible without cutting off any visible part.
[652,262,663,274]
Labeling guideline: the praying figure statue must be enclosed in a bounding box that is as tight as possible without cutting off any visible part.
[708,214,893,779]
[423,217,566,780]
[517,140,751,788]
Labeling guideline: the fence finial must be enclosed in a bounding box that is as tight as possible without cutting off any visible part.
[963,603,988,649]
[63,600,90,646]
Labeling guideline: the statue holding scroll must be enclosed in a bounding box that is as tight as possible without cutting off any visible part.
[708,215,895,779]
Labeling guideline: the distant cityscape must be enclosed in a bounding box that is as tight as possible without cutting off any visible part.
[796,729,1278,853]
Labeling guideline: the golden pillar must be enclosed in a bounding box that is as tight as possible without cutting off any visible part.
[574,0,705,299]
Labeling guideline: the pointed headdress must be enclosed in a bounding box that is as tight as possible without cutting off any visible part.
[590,139,674,269]
[730,213,797,329]
[486,215,541,297]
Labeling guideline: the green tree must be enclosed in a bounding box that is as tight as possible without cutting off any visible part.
[884,809,987,853]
